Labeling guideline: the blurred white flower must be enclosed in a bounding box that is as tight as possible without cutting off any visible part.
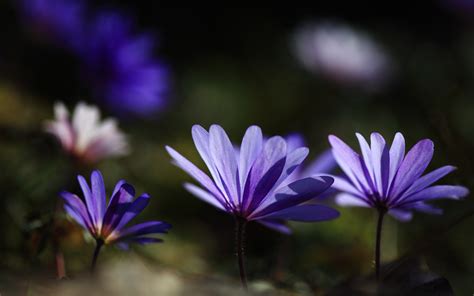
[45,102,129,163]
[293,21,392,91]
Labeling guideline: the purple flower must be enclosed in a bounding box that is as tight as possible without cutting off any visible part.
[61,170,171,248]
[329,132,469,221]
[77,12,169,116]
[166,125,339,234]
[19,0,85,48]
[19,0,170,116]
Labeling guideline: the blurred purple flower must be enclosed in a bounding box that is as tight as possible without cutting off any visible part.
[293,22,392,92]
[19,0,170,116]
[61,170,171,249]
[19,0,85,49]
[44,102,129,164]
[77,12,169,116]
[329,132,469,221]
[166,125,339,235]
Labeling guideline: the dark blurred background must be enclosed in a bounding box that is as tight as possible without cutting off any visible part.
[1,1,474,295]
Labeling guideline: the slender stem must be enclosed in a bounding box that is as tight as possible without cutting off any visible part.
[53,199,67,279]
[235,217,248,291]
[375,208,386,281]
[91,239,104,273]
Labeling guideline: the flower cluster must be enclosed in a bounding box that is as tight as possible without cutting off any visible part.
[51,119,468,285]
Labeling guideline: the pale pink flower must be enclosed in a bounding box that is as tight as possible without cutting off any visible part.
[45,102,129,163]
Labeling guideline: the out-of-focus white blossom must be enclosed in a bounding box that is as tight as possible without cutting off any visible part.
[45,102,129,163]
[293,22,392,91]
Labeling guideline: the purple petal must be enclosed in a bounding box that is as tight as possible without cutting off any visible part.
[389,139,434,199]
[335,193,371,207]
[402,165,456,198]
[301,149,336,176]
[191,125,227,197]
[238,126,263,199]
[242,136,287,213]
[102,184,136,235]
[259,204,339,222]
[91,170,106,225]
[388,209,413,222]
[184,183,226,211]
[401,185,468,205]
[356,133,376,189]
[285,133,306,152]
[114,193,151,231]
[329,175,372,204]
[61,191,94,234]
[258,219,292,234]
[209,125,239,206]
[110,179,126,205]
[251,176,334,219]
[328,135,371,194]
[370,133,390,197]
[117,221,171,240]
[64,205,89,229]
[166,146,227,205]
[77,174,97,225]
[388,132,405,188]
[277,147,309,187]
[410,202,443,215]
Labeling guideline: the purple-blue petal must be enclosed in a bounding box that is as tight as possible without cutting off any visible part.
[238,125,263,196]
[276,147,309,186]
[117,221,171,240]
[335,193,371,207]
[388,132,405,189]
[328,135,371,194]
[259,204,340,222]
[370,133,390,197]
[389,139,434,200]
[258,219,292,234]
[166,145,226,205]
[251,176,334,218]
[191,125,225,194]
[184,183,226,211]
[110,179,126,205]
[91,170,106,225]
[400,185,469,205]
[242,136,287,212]
[209,125,240,206]
[77,174,97,225]
[114,193,151,231]
[402,165,456,198]
[388,209,413,222]
[102,184,135,233]
[410,202,443,215]
[61,191,94,234]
